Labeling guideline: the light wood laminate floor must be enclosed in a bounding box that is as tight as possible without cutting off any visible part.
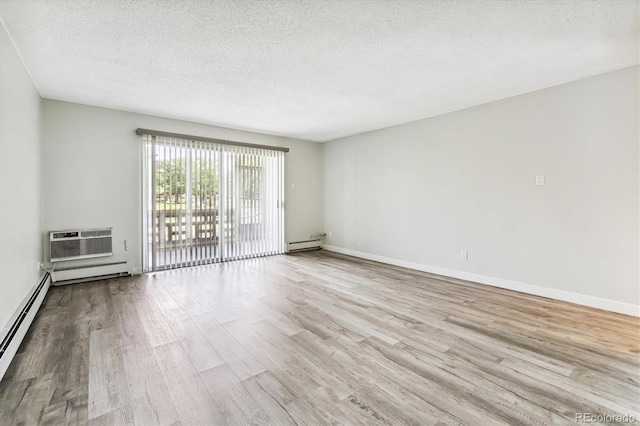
[1,251,639,425]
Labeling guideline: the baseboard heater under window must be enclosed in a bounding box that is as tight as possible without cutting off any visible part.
[287,239,323,253]
[51,261,132,285]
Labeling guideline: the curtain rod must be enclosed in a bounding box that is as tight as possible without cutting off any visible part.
[135,128,290,152]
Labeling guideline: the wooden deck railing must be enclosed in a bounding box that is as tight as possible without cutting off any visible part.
[154,209,262,246]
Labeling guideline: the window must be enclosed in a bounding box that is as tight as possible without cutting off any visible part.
[141,133,285,271]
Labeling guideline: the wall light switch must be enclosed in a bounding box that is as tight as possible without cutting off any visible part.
[291,183,296,190]
[535,175,545,186]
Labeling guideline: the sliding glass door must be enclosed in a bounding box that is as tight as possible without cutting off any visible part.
[142,135,285,271]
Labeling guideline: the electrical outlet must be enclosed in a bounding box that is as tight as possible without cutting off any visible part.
[461,250,468,260]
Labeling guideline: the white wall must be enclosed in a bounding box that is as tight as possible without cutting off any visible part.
[42,100,323,273]
[324,66,639,315]
[0,23,44,333]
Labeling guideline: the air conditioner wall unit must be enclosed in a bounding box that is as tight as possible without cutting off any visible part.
[49,228,132,285]
[50,228,113,262]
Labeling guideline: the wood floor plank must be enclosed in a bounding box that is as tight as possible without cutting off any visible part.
[170,318,225,372]
[0,374,53,425]
[261,355,323,402]
[242,376,297,425]
[240,298,304,336]
[284,392,344,426]
[119,332,181,426]
[330,335,514,426]
[200,363,273,425]
[87,327,130,420]
[132,288,177,348]
[441,338,631,422]
[49,321,91,405]
[40,394,89,426]
[249,370,307,406]
[87,404,134,426]
[222,319,287,369]
[153,341,223,425]
[144,277,190,326]
[111,288,146,338]
[7,309,66,383]
[339,388,431,426]
[1,251,638,425]
[192,312,266,380]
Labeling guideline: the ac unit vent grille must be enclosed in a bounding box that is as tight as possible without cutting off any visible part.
[85,237,112,256]
[51,240,81,260]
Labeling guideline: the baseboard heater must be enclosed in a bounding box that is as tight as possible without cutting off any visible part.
[52,261,132,285]
[0,272,50,380]
[287,239,323,253]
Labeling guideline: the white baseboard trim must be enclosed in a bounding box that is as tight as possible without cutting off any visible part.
[322,245,640,317]
[0,273,51,380]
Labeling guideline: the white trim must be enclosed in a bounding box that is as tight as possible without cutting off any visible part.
[0,273,51,380]
[323,245,640,318]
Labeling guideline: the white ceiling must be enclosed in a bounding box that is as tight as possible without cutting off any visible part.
[1,0,638,142]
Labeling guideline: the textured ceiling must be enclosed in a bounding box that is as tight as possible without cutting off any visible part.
[1,0,638,142]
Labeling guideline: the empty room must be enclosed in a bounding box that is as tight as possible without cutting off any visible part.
[0,0,638,425]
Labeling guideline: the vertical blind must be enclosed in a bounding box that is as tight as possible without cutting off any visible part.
[142,134,285,271]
